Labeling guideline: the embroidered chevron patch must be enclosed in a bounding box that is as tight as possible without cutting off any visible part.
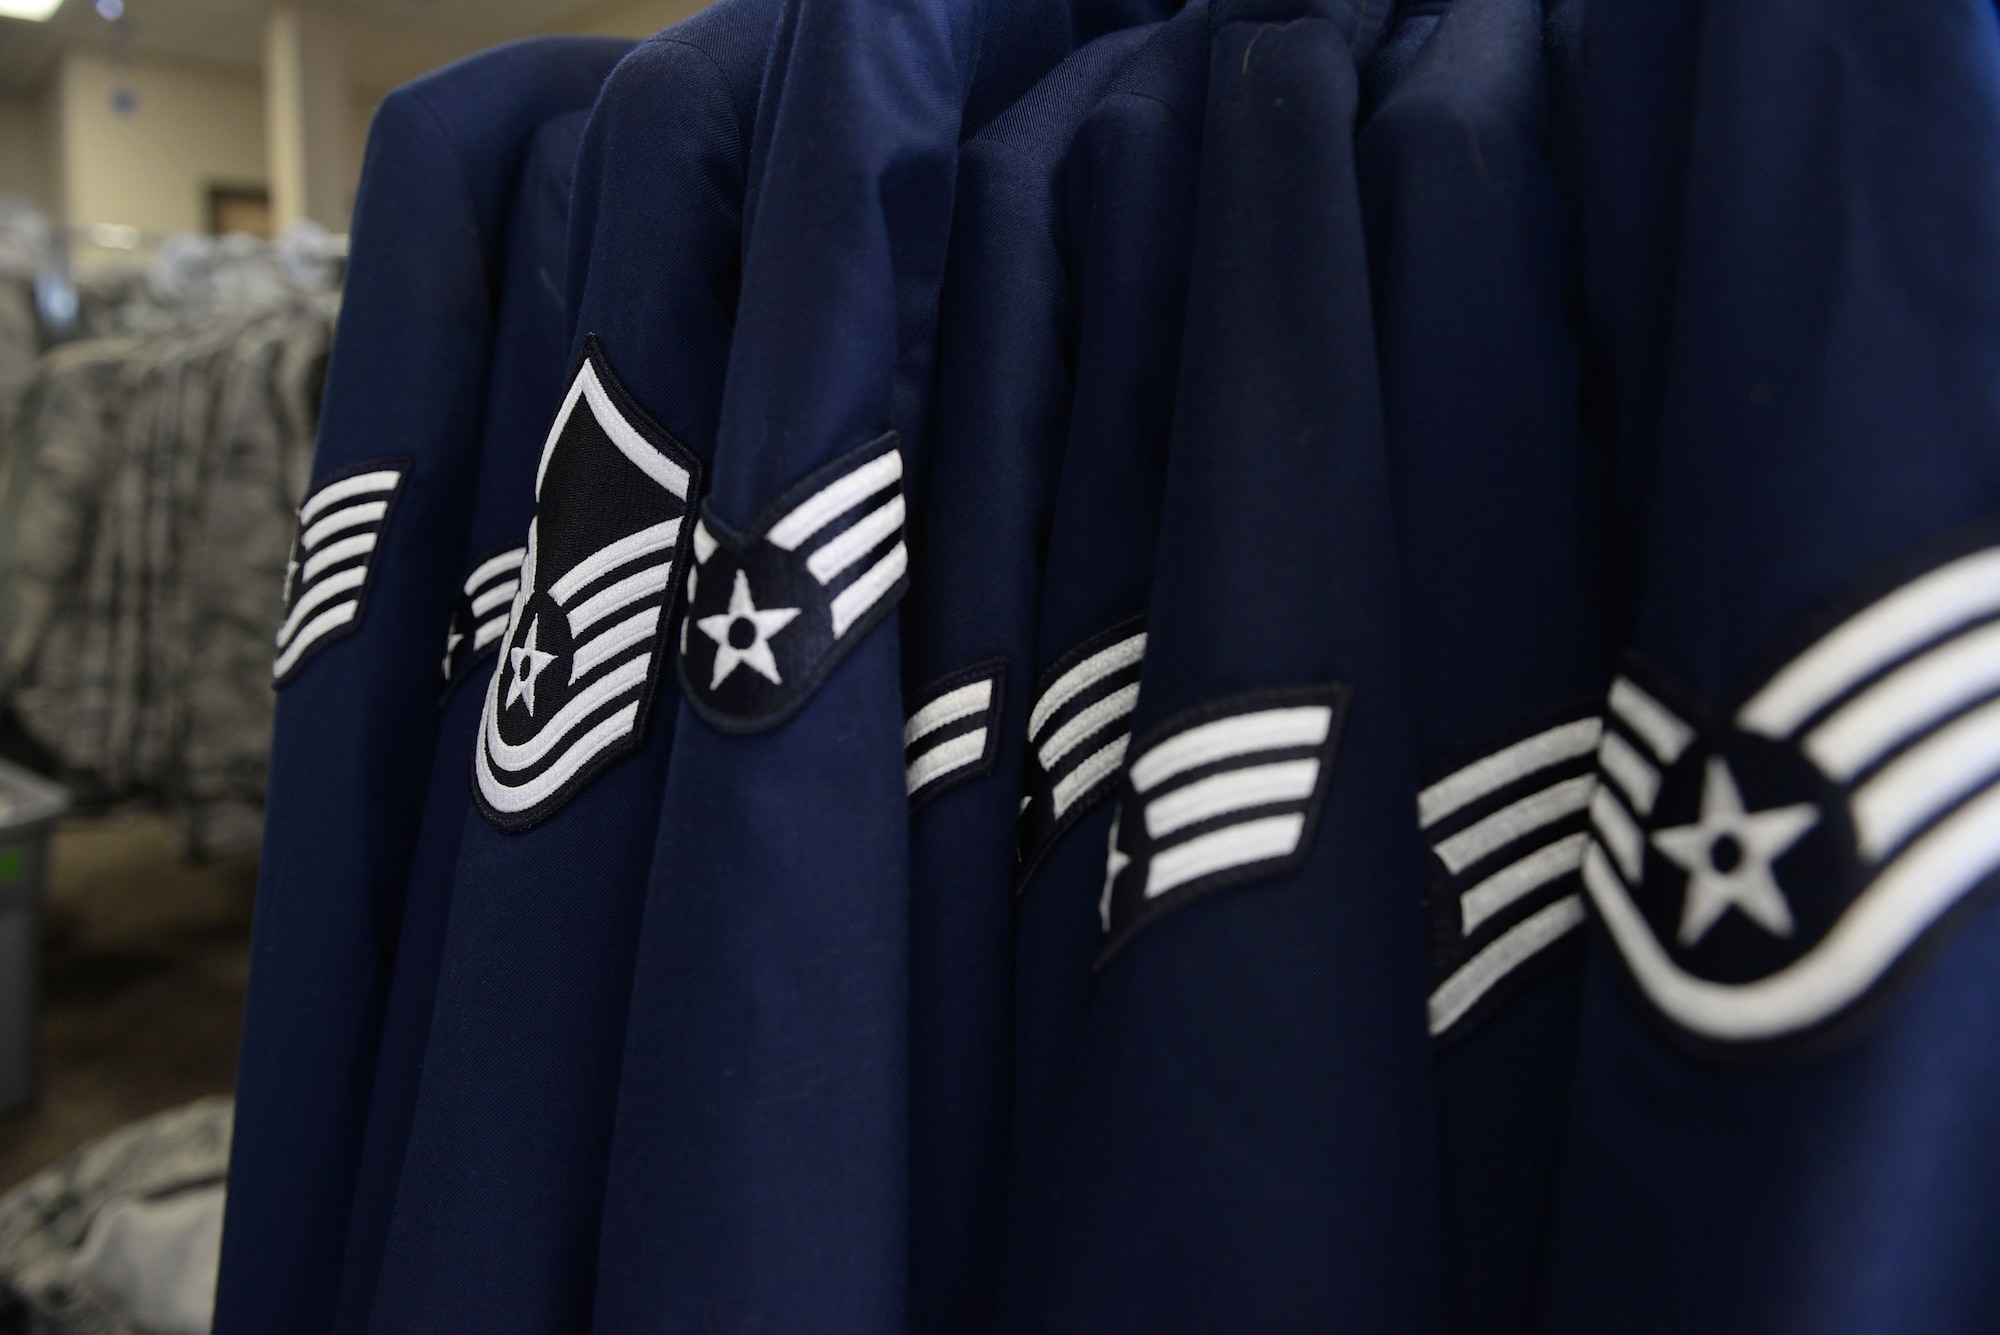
[678,433,909,733]
[1586,536,2000,1048]
[905,660,1006,808]
[1097,684,1349,964]
[1017,617,1146,887]
[1421,710,1600,1043]
[273,459,409,687]
[443,544,527,690]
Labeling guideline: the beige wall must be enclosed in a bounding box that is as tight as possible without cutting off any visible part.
[560,0,712,38]
[0,94,52,212]
[55,51,267,236]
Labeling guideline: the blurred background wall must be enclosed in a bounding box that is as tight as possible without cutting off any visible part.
[0,0,709,245]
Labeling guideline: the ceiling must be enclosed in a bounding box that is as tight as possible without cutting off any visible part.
[0,0,616,98]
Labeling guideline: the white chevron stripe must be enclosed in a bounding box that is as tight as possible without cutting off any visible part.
[905,679,994,748]
[1052,734,1129,819]
[271,602,357,680]
[1609,677,1694,765]
[1598,728,1662,816]
[298,469,398,526]
[549,518,682,605]
[301,532,376,584]
[1805,618,2000,782]
[907,729,988,796]
[808,496,905,584]
[1144,813,1305,900]
[479,700,641,813]
[1459,832,1589,937]
[767,449,903,552]
[1030,633,1146,741]
[472,581,519,618]
[569,606,660,684]
[1129,706,1332,795]
[275,565,366,649]
[1851,694,2000,860]
[1144,759,1320,840]
[1433,774,1595,875]
[1739,548,2000,740]
[473,615,510,652]
[482,654,650,771]
[301,499,387,551]
[535,359,691,500]
[1419,718,1602,829]
[1039,683,1140,772]
[1589,785,1644,883]
[466,547,526,593]
[565,561,672,636]
[830,541,907,637]
[1429,894,1586,1036]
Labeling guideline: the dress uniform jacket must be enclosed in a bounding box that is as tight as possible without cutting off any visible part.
[213,38,631,1335]
[1019,0,1446,1326]
[328,107,591,1335]
[590,0,987,1325]
[1355,0,1608,1329]
[1544,0,2000,1330]
[901,23,1158,1331]
[362,7,778,1329]
[985,8,1208,1328]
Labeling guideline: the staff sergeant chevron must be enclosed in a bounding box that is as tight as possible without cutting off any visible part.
[1584,537,2000,1048]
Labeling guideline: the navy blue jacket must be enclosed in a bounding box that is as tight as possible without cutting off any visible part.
[1019,0,1445,1326]
[1355,0,1608,1329]
[329,106,591,1335]
[214,38,630,1335]
[590,0,989,1325]
[900,23,1158,1331]
[1545,1,2000,1331]
[362,8,777,1329]
[986,9,1208,1328]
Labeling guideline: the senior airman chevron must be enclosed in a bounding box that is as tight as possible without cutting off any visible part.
[473,337,700,830]
[677,431,909,732]
[1583,537,2000,1047]
[1422,710,1600,1042]
[1017,617,1146,883]
[442,544,527,689]
[1098,684,1350,963]
[273,460,409,687]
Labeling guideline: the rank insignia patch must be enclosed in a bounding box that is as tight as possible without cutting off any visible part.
[677,432,909,733]
[1585,540,2000,1048]
[1421,710,1600,1043]
[905,660,1006,808]
[273,458,409,687]
[1017,617,1146,888]
[474,337,701,831]
[443,544,526,691]
[1097,684,1349,965]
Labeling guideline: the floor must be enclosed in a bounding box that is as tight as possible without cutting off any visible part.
[0,812,255,1190]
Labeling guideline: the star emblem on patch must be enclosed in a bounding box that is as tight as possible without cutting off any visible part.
[678,432,909,733]
[473,336,702,831]
[1584,536,2000,1049]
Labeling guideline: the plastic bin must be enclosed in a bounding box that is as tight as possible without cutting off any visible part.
[0,761,69,1115]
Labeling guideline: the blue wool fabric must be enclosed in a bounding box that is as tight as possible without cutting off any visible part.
[988,8,1208,1329]
[328,107,593,1335]
[1355,0,1609,1329]
[362,7,778,1330]
[589,0,985,1326]
[901,23,1157,1331]
[1543,0,2000,1330]
[1015,0,1446,1326]
[213,38,631,1335]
